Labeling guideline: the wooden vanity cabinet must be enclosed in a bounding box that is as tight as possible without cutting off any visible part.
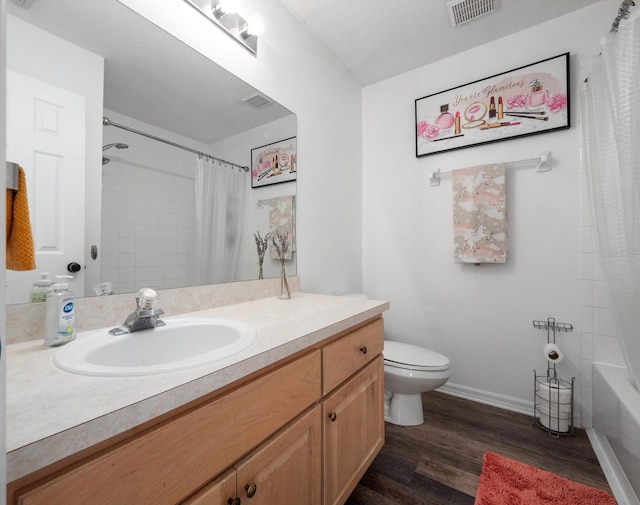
[11,351,321,505]
[181,469,237,505]
[322,318,385,505]
[9,316,385,505]
[323,357,384,505]
[183,406,321,505]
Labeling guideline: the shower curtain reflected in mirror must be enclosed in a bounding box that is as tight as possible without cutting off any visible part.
[193,157,247,284]
[581,9,640,389]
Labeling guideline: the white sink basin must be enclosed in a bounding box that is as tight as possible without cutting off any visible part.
[53,318,257,377]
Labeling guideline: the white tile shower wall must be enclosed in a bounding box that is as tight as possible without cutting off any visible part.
[100,110,200,296]
[579,160,624,428]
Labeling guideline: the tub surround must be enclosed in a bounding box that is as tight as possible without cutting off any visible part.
[6,291,388,483]
[589,363,640,505]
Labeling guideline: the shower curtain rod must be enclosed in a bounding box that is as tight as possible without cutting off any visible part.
[102,116,249,172]
[610,0,635,32]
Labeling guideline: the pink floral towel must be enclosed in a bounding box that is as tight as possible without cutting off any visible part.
[268,195,295,260]
[452,164,507,263]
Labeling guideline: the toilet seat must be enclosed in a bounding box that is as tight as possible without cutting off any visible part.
[384,341,450,372]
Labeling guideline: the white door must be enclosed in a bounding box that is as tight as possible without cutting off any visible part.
[6,70,86,304]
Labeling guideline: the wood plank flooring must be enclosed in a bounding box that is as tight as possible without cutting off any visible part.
[345,391,612,505]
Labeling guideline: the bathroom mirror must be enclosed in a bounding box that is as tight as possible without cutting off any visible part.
[6,0,297,305]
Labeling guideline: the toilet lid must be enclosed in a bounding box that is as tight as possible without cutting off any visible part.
[383,340,450,371]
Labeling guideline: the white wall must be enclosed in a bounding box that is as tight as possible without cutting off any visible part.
[362,2,614,426]
[119,0,364,295]
[211,115,297,282]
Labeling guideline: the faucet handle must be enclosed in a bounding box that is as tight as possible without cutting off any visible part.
[137,287,159,310]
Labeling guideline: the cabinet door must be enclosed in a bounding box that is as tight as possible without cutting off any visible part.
[235,406,321,505]
[181,469,237,505]
[323,356,384,505]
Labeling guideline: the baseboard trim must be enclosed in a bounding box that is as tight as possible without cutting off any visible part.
[587,428,640,505]
[437,381,585,428]
[437,382,533,417]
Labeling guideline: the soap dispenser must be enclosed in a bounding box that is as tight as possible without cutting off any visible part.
[44,283,76,347]
[30,272,54,303]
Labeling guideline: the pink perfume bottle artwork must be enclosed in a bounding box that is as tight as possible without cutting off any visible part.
[527,78,549,109]
[435,104,455,133]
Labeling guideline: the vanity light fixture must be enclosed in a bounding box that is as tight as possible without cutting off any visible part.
[212,0,238,19]
[241,13,266,38]
[183,0,264,55]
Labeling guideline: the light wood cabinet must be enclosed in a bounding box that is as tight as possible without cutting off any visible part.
[323,357,384,505]
[9,317,384,505]
[181,469,237,505]
[234,405,321,505]
[183,406,321,505]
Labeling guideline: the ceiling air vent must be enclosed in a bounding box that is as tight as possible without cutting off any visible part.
[240,92,274,110]
[447,0,496,27]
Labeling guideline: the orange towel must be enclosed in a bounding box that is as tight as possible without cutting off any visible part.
[6,166,36,271]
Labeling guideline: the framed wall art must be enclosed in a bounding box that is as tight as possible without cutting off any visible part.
[415,52,570,157]
[251,137,297,188]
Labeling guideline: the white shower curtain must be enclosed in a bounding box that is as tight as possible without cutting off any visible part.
[193,157,247,284]
[581,10,640,389]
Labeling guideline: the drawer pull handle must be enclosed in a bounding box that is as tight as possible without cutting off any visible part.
[228,498,241,505]
[360,346,368,355]
[328,411,337,422]
[245,483,257,498]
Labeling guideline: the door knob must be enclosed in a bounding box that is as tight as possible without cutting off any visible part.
[67,262,82,273]
[360,346,367,354]
[228,498,241,505]
[328,412,337,422]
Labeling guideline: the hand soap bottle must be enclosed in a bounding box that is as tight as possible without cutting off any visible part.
[30,272,54,303]
[45,283,77,347]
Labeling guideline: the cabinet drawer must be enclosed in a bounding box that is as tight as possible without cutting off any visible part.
[322,318,383,395]
[16,350,321,505]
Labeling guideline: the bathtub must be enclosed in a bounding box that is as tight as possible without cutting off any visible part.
[590,363,640,505]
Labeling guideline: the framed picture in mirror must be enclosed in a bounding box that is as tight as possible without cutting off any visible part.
[415,52,570,157]
[251,137,297,188]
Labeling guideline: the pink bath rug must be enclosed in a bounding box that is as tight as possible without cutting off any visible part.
[474,452,617,505]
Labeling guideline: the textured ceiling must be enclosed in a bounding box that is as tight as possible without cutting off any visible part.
[278,0,607,85]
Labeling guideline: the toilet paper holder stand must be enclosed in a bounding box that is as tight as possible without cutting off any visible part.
[532,316,575,438]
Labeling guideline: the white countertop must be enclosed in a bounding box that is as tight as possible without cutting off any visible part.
[6,292,389,482]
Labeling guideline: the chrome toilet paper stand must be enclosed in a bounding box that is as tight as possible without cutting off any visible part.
[532,317,575,438]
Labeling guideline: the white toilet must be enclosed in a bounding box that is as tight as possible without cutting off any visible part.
[383,341,450,426]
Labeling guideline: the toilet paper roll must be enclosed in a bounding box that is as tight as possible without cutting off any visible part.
[543,343,564,364]
[538,402,571,433]
[538,382,572,405]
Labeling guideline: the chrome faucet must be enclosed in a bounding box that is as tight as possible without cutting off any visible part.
[109,288,166,335]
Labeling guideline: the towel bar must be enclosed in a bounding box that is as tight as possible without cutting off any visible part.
[429,151,552,187]
[6,162,19,190]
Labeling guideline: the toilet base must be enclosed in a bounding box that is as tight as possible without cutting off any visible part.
[385,392,424,426]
